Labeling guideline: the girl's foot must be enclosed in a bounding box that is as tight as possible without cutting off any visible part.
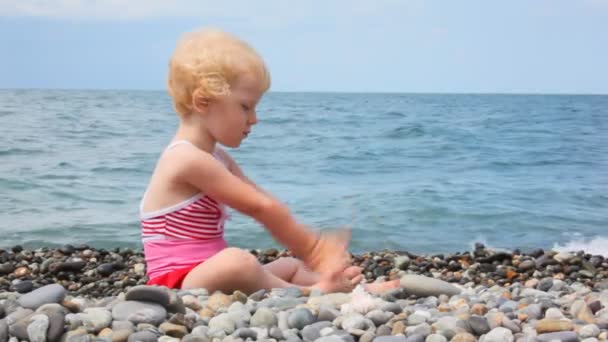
[312,266,364,293]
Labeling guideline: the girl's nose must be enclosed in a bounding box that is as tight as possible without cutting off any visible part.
[249,111,258,125]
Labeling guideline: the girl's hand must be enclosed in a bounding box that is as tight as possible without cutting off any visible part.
[304,228,352,276]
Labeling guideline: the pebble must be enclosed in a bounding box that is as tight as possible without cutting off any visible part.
[483,327,514,342]
[0,245,606,342]
[288,308,316,330]
[17,284,66,310]
[111,301,166,326]
[250,307,278,327]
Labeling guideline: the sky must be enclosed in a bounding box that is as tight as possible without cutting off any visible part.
[0,0,607,94]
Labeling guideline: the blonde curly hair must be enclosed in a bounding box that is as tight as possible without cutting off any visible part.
[167,28,271,117]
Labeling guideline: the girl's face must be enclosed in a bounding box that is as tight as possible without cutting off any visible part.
[203,73,265,148]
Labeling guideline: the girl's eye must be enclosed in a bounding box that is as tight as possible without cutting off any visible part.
[241,104,250,111]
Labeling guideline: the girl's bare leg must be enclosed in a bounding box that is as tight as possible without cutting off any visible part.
[181,248,362,294]
[263,257,318,285]
[264,257,364,286]
[263,256,399,294]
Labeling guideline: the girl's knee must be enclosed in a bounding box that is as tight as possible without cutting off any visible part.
[278,257,305,269]
[220,247,260,271]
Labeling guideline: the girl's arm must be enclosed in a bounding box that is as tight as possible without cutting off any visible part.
[175,145,348,275]
[214,147,270,195]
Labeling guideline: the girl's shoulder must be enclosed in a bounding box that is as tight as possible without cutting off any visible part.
[161,141,233,178]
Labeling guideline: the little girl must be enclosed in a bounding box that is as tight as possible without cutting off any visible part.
[140,28,400,295]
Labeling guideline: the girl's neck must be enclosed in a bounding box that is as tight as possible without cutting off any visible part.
[173,122,216,153]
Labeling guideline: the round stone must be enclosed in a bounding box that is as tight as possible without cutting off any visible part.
[250,307,278,328]
[12,280,34,293]
[287,308,316,330]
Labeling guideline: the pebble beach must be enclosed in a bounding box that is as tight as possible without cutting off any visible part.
[1,243,607,342]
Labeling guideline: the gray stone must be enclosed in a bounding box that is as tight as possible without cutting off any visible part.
[27,314,49,342]
[315,335,354,342]
[284,329,303,341]
[536,331,578,342]
[425,334,447,342]
[434,316,459,337]
[8,317,30,341]
[499,301,519,313]
[537,278,553,292]
[302,322,333,342]
[467,316,490,335]
[112,320,135,331]
[501,318,521,334]
[549,280,566,292]
[517,304,542,320]
[234,327,257,340]
[65,328,92,342]
[373,337,406,342]
[581,338,599,342]
[269,326,284,340]
[278,311,290,331]
[408,314,427,326]
[409,323,432,337]
[0,319,7,342]
[251,307,278,327]
[287,335,304,342]
[1,299,20,317]
[360,330,376,342]
[17,284,66,310]
[376,325,392,336]
[318,306,340,322]
[6,307,33,326]
[41,304,66,342]
[81,308,112,333]
[544,307,566,320]
[302,325,322,341]
[579,324,600,339]
[182,335,206,342]
[12,280,34,293]
[400,275,461,297]
[208,313,236,334]
[484,327,514,342]
[288,308,316,330]
[227,308,251,325]
[249,289,267,301]
[395,256,410,270]
[190,325,209,337]
[112,301,167,326]
[127,331,158,342]
[517,260,535,272]
[111,328,133,342]
[379,303,402,315]
[404,334,425,342]
[124,285,185,314]
[366,310,393,326]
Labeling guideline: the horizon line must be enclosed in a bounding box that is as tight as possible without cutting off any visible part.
[1,87,606,96]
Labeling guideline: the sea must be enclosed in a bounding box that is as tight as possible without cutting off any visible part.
[1,89,606,256]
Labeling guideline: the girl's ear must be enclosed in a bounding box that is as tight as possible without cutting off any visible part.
[193,96,210,114]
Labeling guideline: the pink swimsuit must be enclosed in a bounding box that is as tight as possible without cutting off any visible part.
[140,140,229,286]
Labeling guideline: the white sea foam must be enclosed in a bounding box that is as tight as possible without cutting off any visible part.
[553,235,608,257]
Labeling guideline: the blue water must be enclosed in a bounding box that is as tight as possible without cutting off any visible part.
[1,89,607,254]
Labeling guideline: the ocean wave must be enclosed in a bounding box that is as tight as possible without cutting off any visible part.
[0,147,44,156]
[553,235,608,257]
[386,124,425,138]
[384,111,406,118]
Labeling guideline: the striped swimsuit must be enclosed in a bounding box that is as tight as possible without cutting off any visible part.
[140,140,229,284]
